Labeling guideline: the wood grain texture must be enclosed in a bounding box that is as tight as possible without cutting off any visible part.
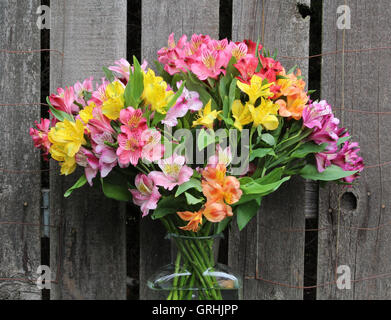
[49,0,127,300]
[0,0,41,300]
[229,0,310,300]
[317,0,391,300]
[140,0,219,300]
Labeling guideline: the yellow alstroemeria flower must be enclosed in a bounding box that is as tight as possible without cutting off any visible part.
[248,99,280,130]
[192,100,221,129]
[237,75,274,105]
[102,81,125,120]
[79,102,97,124]
[50,144,77,175]
[231,100,252,131]
[48,119,86,175]
[142,69,174,114]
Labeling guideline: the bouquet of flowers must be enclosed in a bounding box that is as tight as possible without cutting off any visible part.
[30,33,364,300]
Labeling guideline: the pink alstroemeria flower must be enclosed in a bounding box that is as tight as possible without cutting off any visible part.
[230,42,248,61]
[208,145,232,168]
[303,100,333,130]
[333,141,364,183]
[90,79,109,106]
[157,33,189,75]
[109,58,131,82]
[29,118,53,160]
[141,129,164,163]
[119,106,147,132]
[314,143,339,172]
[88,106,116,135]
[208,39,232,66]
[130,173,161,217]
[49,86,79,115]
[162,82,202,127]
[75,147,99,186]
[303,101,340,145]
[90,130,118,178]
[234,54,259,84]
[117,127,144,166]
[149,154,193,191]
[191,48,226,80]
[73,77,94,105]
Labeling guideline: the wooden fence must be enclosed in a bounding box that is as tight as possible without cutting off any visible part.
[0,0,390,300]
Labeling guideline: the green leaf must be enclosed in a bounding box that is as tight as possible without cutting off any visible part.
[300,164,358,181]
[185,78,214,106]
[249,148,275,161]
[239,177,253,185]
[83,90,92,102]
[219,75,229,100]
[175,178,202,198]
[233,194,262,206]
[102,66,115,82]
[241,176,291,195]
[226,56,238,77]
[287,64,298,74]
[338,136,351,146]
[165,80,186,110]
[223,96,229,118]
[152,196,185,220]
[228,78,237,111]
[272,49,278,60]
[171,73,185,89]
[276,75,289,80]
[154,60,172,84]
[125,56,144,107]
[236,200,261,231]
[64,175,87,197]
[291,142,328,159]
[185,192,204,205]
[151,111,166,127]
[110,120,121,134]
[255,38,263,71]
[216,217,232,234]
[175,178,202,197]
[255,167,284,185]
[46,96,74,122]
[197,129,215,151]
[261,133,276,146]
[101,170,131,202]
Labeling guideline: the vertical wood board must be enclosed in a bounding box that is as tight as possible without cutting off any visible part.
[318,0,391,300]
[0,0,42,300]
[229,0,310,300]
[49,0,127,300]
[140,0,220,299]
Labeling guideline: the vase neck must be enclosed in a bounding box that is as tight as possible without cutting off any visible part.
[168,234,222,265]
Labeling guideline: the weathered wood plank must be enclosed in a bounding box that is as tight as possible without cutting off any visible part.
[49,0,127,300]
[229,0,310,300]
[0,0,41,300]
[318,0,391,300]
[140,0,220,300]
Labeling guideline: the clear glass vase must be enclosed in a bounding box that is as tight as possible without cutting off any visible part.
[147,233,242,300]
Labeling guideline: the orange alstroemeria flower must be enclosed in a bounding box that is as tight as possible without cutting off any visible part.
[177,164,242,232]
[274,68,309,120]
[203,201,233,223]
[201,164,242,205]
[177,209,203,232]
